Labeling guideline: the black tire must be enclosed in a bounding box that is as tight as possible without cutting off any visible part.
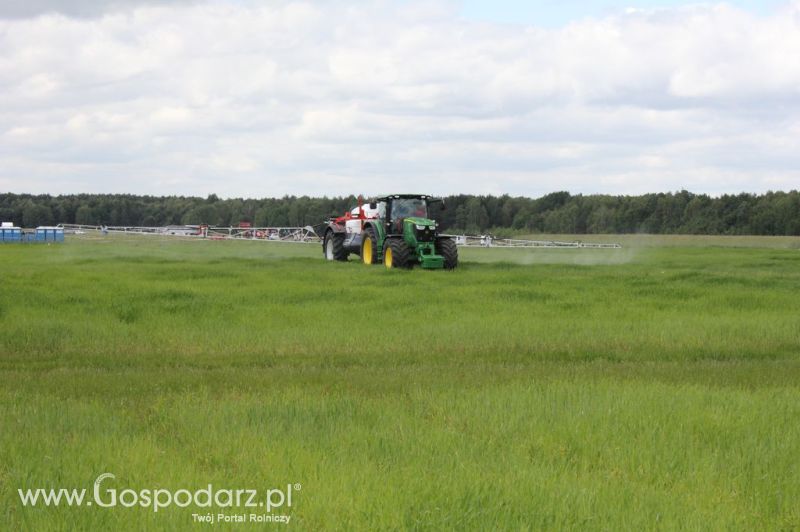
[384,238,413,269]
[361,226,378,265]
[324,230,349,261]
[436,237,458,270]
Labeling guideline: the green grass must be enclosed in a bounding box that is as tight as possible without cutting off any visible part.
[516,233,800,248]
[1,235,799,530]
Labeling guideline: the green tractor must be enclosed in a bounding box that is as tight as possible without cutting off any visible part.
[321,194,458,269]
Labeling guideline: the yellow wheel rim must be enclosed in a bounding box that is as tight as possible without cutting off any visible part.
[384,246,393,268]
[363,236,372,264]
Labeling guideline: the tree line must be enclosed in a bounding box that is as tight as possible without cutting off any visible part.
[1,190,799,236]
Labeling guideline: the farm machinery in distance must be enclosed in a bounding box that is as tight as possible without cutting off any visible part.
[319,194,458,270]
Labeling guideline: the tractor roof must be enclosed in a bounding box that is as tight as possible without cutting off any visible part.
[375,194,433,201]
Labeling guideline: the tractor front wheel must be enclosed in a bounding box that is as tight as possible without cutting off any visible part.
[361,227,378,265]
[436,237,458,270]
[384,238,412,269]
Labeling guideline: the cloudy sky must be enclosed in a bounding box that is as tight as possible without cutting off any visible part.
[1,0,799,198]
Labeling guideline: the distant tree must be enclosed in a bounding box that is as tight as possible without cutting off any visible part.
[463,197,489,232]
[3,190,799,236]
[587,206,614,233]
[182,205,222,225]
[22,202,53,227]
[75,204,94,225]
[511,206,532,230]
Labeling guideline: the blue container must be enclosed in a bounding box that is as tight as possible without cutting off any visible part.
[1,227,22,242]
[34,227,64,243]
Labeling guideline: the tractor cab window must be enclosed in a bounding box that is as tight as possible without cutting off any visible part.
[391,198,427,220]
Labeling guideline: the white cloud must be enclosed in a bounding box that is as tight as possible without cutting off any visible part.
[0,0,199,19]
[1,1,799,198]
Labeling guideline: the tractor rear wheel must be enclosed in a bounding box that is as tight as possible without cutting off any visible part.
[384,238,412,269]
[436,237,458,270]
[361,227,378,265]
[324,230,348,261]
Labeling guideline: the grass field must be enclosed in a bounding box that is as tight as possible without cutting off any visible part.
[2,235,800,530]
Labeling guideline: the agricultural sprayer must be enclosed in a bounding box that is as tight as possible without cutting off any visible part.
[319,194,458,269]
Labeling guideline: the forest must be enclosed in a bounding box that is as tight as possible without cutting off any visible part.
[1,190,799,236]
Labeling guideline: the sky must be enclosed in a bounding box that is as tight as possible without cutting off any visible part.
[1,0,799,198]
[461,0,787,26]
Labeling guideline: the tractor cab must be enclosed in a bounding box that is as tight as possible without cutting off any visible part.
[377,194,438,235]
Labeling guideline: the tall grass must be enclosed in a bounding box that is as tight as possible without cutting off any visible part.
[1,236,799,530]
